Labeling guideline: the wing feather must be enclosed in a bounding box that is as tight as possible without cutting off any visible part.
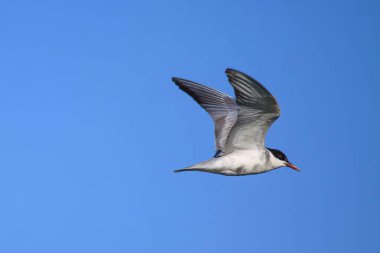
[172,77,238,151]
[223,69,281,152]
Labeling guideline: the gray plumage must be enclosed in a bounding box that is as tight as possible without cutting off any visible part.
[172,77,238,152]
[172,68,298,176]
[223,68,280,153]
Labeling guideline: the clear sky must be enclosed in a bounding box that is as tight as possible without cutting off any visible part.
[0,0,379,252]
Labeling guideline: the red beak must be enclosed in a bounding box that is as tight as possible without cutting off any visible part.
[286,163,301,172]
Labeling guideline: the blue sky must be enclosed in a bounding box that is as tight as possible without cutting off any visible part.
[0,0,379,252]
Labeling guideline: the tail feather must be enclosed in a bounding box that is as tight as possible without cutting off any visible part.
[174,168,186,173]
[174,168,202,173]
[174,159,214,173]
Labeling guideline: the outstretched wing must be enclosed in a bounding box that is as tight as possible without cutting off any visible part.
[172,77,238,151]
[223,69,281,153]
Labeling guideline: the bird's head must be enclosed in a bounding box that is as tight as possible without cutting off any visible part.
[267,148,300,172]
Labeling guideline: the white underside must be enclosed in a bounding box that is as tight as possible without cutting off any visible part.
[181,149,286,176]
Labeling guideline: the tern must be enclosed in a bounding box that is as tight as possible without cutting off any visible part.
[172,68,300,176]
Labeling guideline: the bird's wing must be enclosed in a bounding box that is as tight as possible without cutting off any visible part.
[172,77,238,151]
[223,68,281,153]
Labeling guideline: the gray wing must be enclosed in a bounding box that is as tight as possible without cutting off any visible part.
[172,77,238,151]
[223,69,281,153]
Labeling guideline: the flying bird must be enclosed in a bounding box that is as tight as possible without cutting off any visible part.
[172,68,299,176]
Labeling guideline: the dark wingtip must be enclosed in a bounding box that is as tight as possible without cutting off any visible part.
[225,68,239,75]
[172,77,190,86]
[173,169,184,173]
[172,77,184,88]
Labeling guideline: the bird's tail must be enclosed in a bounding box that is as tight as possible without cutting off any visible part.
[174,167,202,173]
[174,168,191,173]
[173,159,213,173]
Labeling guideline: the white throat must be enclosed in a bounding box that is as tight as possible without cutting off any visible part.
[267,150,287,169]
